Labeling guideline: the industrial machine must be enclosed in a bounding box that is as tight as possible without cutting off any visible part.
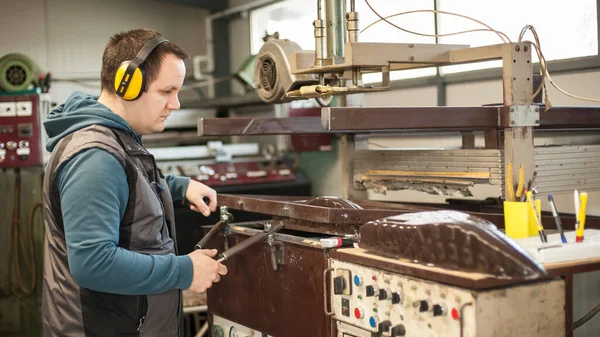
[194,1,600,337]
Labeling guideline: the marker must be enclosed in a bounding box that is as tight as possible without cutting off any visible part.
[574,190,580,241]
[527,191,547,243]
[576,192,588,243]
[320,237,354,248]
[547,194,567,244]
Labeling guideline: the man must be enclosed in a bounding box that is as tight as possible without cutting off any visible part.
[42,28,227,337]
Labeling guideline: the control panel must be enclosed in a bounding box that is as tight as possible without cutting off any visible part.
[211,315,271,337]
[330,259,564,337]
[159,161,296,187]
[0,94,44,168]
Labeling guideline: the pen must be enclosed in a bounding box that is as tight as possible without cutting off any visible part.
[548,194,567,244]
[527,191,547,243]
[574,190,580,241]
[576,192,588,242]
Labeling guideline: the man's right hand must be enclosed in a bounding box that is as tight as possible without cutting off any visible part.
[186,249,228,293]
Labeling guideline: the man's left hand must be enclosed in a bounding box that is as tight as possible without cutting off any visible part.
[185,180,217,217]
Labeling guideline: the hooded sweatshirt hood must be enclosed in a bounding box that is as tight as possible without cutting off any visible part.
[44,91,139,152]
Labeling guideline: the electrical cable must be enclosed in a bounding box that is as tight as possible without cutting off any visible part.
[573,300,600,330]
[360,7,510,43]
[362,0,600,106]
[7,169,42,297]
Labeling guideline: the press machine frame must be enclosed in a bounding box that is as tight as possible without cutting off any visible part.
[197,1,600,337]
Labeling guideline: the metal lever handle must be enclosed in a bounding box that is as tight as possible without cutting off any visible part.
[194,206,233,250]
[216,222,284,263]
[194,219,229,250]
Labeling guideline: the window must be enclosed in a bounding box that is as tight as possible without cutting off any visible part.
[250,0,598,80]
[438,0,598,74]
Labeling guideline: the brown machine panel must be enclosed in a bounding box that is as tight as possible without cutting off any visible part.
[0,94,43,167]
[207,232,331,337]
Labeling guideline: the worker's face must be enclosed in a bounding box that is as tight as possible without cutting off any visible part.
[127,53,185,135]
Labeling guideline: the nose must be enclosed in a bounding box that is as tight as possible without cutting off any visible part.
[167,94,181,111]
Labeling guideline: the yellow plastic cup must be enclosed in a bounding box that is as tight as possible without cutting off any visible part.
[504,200,542,239]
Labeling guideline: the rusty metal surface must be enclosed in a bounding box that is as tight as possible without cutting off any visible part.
[539,106,600,128]
[217,194,600,234]
[198,106,600,136]
[323,106,500,131]
[198,116,329,136]
[217,194,423,225]
[206,232,331,337]
[358,210,547,280]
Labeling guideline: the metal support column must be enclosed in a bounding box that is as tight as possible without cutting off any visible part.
[502,42,536,200]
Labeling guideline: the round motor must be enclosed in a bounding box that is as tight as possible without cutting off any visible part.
[254,39,316,103]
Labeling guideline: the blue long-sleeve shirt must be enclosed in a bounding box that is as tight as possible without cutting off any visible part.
[57,148,193,294]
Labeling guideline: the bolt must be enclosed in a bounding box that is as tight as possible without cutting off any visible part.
[264,222,273,231]
[535,119,540,124]
[409,56,415,61]
[524,45,529,52]
[515,45,520,52]
[409,44,414,48]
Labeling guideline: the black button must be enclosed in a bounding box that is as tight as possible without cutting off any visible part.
[378,320,392,334]
[378,288,388,300]
[366,285,376,297]
[391,292,401,304]
[419,300,429,312]
[333,276,346,295]
[391,324,406,336]
[433,304,445,317]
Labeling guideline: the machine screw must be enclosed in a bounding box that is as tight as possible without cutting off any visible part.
[524,45,529,52]
[535,119,540,124]
[409,56,415,61]
[264,222,273,231]
[409,44,414,48]
[515,45,520,52]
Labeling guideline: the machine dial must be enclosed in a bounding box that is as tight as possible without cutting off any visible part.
[211,325,224,337]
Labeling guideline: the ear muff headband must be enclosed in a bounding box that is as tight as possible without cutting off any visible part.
[114,36,168,100]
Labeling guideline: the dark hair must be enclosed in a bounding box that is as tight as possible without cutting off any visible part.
[100,28,189,93]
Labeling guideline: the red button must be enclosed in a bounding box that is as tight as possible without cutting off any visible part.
[451,308,460,320]
[354,307,364,319]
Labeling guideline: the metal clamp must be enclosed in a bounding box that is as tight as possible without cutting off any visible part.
[323,268,334,316]
[503,105,540,127]
[267,231,285,271]
[194,206,232,250]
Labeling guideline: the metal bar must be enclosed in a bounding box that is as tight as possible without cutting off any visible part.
[198,105,600,136]
[322,106,500,131]
[198,117,328,136]
[216,222,284,263]
[540,106,600,128]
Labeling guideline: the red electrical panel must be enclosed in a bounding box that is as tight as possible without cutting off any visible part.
[0,94,44,168]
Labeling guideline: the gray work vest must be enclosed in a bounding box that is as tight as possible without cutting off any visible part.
[42,125,182,337]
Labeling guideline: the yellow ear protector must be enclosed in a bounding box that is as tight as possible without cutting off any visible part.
[113,36,168,101]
